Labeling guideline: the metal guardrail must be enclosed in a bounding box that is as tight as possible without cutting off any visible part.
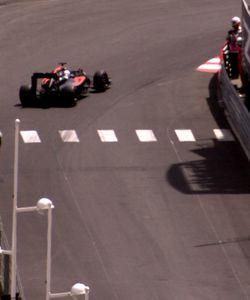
[219,64,250,160]
[0,219,10,299]
[0,220,21,300]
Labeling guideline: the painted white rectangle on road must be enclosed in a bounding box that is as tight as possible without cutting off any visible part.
[136,130,157,142]
[175,129,196,142]
[59,130,80,142]
[98,130,118,142]
[207,57,221,64]
[20,131,41,143]
[198,64,221,71]
[213,129,235,141]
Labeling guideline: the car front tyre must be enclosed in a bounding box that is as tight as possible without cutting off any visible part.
[93,70,111,92]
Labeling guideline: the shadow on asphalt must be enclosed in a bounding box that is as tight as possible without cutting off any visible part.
[166,74,250,194]
[206,73,230,128]
[167,141,250,194]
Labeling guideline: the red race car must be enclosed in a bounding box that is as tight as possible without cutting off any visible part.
[19,63,111,107]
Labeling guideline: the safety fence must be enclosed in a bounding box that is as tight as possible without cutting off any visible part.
[218,0,250,161]
[219,64,250,160]
[0,219,21,300]
[0,220,11,300]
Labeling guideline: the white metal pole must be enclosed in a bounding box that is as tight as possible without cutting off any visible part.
[11,119,20,300]
[16,206,38,213]
[49,292,70,299]
[46,203,53,300]
[85,287,90,300]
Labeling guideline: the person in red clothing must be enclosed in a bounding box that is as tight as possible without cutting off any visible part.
[236,36,247,94]
[226,16,242,79]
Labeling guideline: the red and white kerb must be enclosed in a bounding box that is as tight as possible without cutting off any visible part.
[196,57,221,73]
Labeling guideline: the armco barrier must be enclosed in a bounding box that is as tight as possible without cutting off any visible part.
[219,64,250,160]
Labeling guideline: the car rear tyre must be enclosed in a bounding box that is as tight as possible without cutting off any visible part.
[93,70,110,92]
[19,85,33,107]
[61,84,76,107]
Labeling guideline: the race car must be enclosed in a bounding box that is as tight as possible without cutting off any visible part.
[19,63,111,107]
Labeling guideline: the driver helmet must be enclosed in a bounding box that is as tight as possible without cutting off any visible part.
[63,69,70,80]
[232,16,241,29]
[58,68,70,81]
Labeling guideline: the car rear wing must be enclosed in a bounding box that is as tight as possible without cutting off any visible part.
[31,72,58,92]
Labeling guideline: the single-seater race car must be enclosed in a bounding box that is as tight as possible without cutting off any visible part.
[19,63,111,107]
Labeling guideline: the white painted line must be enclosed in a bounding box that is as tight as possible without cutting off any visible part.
[197,56,221,73]
[136,130,157,142]
[97,130,118,142]
[197,64,221,71]
[59,130,80,142]
[213,129,235,141]
[175,129,196,142]
[207,57,221,64]
[20,131,41,143]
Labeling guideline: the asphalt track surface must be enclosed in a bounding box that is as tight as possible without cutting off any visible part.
[0,1,250,300]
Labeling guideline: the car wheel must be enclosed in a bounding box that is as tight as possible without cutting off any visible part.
[79,79,90,98]
[93,70,111,92]
[19,85,33,107]
[61,84,76,107]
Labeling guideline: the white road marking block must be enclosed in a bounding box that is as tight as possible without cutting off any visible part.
[59,130,80,142]
[175,129,196,142]
[20,131,41,143]
[213,129,235,141]
[97,130,118,142]
[136,130,157,142]
[197,56,221,73]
